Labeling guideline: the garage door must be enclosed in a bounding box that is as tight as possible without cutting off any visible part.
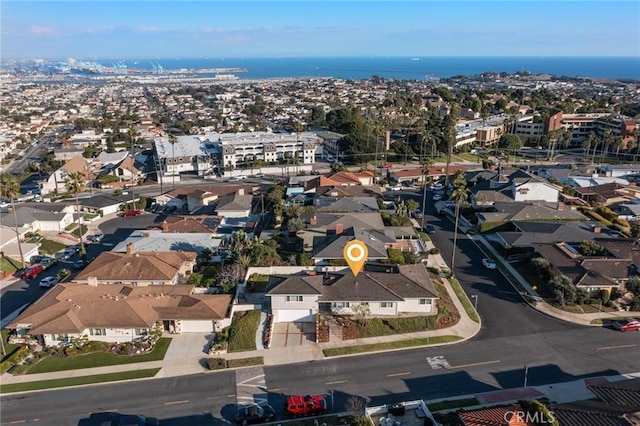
[275,309,315,323]
[180,320,215,332]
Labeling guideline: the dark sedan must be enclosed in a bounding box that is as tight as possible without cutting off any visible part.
[235,404,276,425]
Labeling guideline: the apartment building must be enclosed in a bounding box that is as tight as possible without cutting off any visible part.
[154,131,322,177]
[562,113,636,147]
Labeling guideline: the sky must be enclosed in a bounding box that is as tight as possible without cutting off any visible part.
[2,1,639,59]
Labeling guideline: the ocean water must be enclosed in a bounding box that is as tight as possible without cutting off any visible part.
[97,57,640,81]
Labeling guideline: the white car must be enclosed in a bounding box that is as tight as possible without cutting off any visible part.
[39,276,59,288]
[482,258,497,269]
[433,193,443,201]
[390,185,402,191]
[430,183,444,191]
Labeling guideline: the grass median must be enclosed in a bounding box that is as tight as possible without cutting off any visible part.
[27,338,171,374]
[449,278,480,323]
[322,335,461,357]
[0,368,161,394]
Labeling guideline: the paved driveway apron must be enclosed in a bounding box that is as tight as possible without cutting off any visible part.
[271,322,316,348]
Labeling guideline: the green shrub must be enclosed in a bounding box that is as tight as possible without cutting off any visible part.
[583,210,613,227]
[387,248,406,264]
[206,358,227,370]
[429,247,440,255]
[613,217,630,228]
[599,289,610,304]
[595,206,618,221]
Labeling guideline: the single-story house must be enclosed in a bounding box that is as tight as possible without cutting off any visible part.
[7,284,233,346]
[0,225,39,266]
[266,263,439,322]
[214,190,254,218]
[111,229,223,255]
[0,204,75,233]
[73,249,197,286]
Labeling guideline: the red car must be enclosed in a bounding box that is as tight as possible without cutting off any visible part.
[612,319,640,332]
[123,210,142,217]
[284,395,328,417]
[20,264,45,279]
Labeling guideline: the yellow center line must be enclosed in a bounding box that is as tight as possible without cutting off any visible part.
[387,372,411,377]
[325,380,348,385]
[446,360,501,370]
[596,344,637,351]
[164,400,189,405]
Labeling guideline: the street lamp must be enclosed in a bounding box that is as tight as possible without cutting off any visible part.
[471,294,478,310]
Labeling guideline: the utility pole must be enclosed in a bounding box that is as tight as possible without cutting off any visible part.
[523,365,528,388]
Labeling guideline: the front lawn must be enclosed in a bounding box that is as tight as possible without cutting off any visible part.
[27,338,171,374]
[227,310,261,352]
[38,239,66,256]
[322,336,461,356]
[0,257,22,274]
[1,330,22,363]
[0,368,160,394]
[246,273,269,293]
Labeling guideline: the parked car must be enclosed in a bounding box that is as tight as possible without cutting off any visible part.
[445,200,455,209]
[55,251,72,260]
[237,175,248,180]
[20,264,45,279]
[390,185,402,191]
[482,258,497,269]
[235,404,276,425]
[432,193,443,201]
[414,209,423,219]
[90,233,104,242]
[117,414,160,426]
[252,173,265,178]
[430,183,444,191]
[426,225,436,234]
[123,210,142,217]
[612,319,640,332]
[40,257,58,269]
[30,255,46,264]
[39,276,59,288]
[284,395,328,418]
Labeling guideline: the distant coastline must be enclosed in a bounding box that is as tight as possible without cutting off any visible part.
[5,56,640,81]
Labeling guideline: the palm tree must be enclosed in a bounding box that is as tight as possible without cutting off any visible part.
[420,158,434,231]
[582,131,596,161]
[450,170,470,270]
[443,103,458,191]
[65,172,87,261]
[601,129,613,164]
[0,173,25,266]
[168,134,178,190]
[127,125,140,210]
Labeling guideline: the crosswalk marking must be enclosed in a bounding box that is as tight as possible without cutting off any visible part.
[426,355,450,369]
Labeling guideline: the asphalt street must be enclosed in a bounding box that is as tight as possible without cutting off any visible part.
[2,186,640,425]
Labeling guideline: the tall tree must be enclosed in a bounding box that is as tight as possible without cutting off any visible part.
[65,172,87,261]
[582,131,597,162]
[127,125,139,210]
[443,103,458,190]
[0,173,25,266]
[450,170,469,270]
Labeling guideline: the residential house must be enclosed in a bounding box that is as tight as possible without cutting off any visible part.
[111,229,223,255]
[531,238,640,294]
[490,221,607,250]
[0,225,39,266]
[0,204,75,233]
[214,190,254,218]
[40,155,94,195]
[314,197,379,213]
[7,284,232,346]
[76,194,140,216]
[266,264,439,322]
[548,378,640,426]
[573,182,640,206]
[187,189,219,213]
[303,171,375,192]
[312,227,394,265]
[153,216,221,233]
[476,201,586,230]
[73,249,197,286]
[469,169,561,209]
[459,405,534,426]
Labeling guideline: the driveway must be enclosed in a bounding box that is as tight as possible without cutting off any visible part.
[270,322,316,348]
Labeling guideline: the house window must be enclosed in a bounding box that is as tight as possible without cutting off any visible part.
[419,299,432,305]
[380,302,394,308]
[135,329,148,336]
[286,296,303,302]
[54,334,69,341]
[332,302,350,308]
[90,328,106,336]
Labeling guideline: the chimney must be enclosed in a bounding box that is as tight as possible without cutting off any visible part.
[142,232,150,238]
[335,223,344,235]
[238,188,245,196]
[126,243,135,254]
[593,226,601,233]
[557,202,564,211]
[310,215,318,225]
[161,220,169,232]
